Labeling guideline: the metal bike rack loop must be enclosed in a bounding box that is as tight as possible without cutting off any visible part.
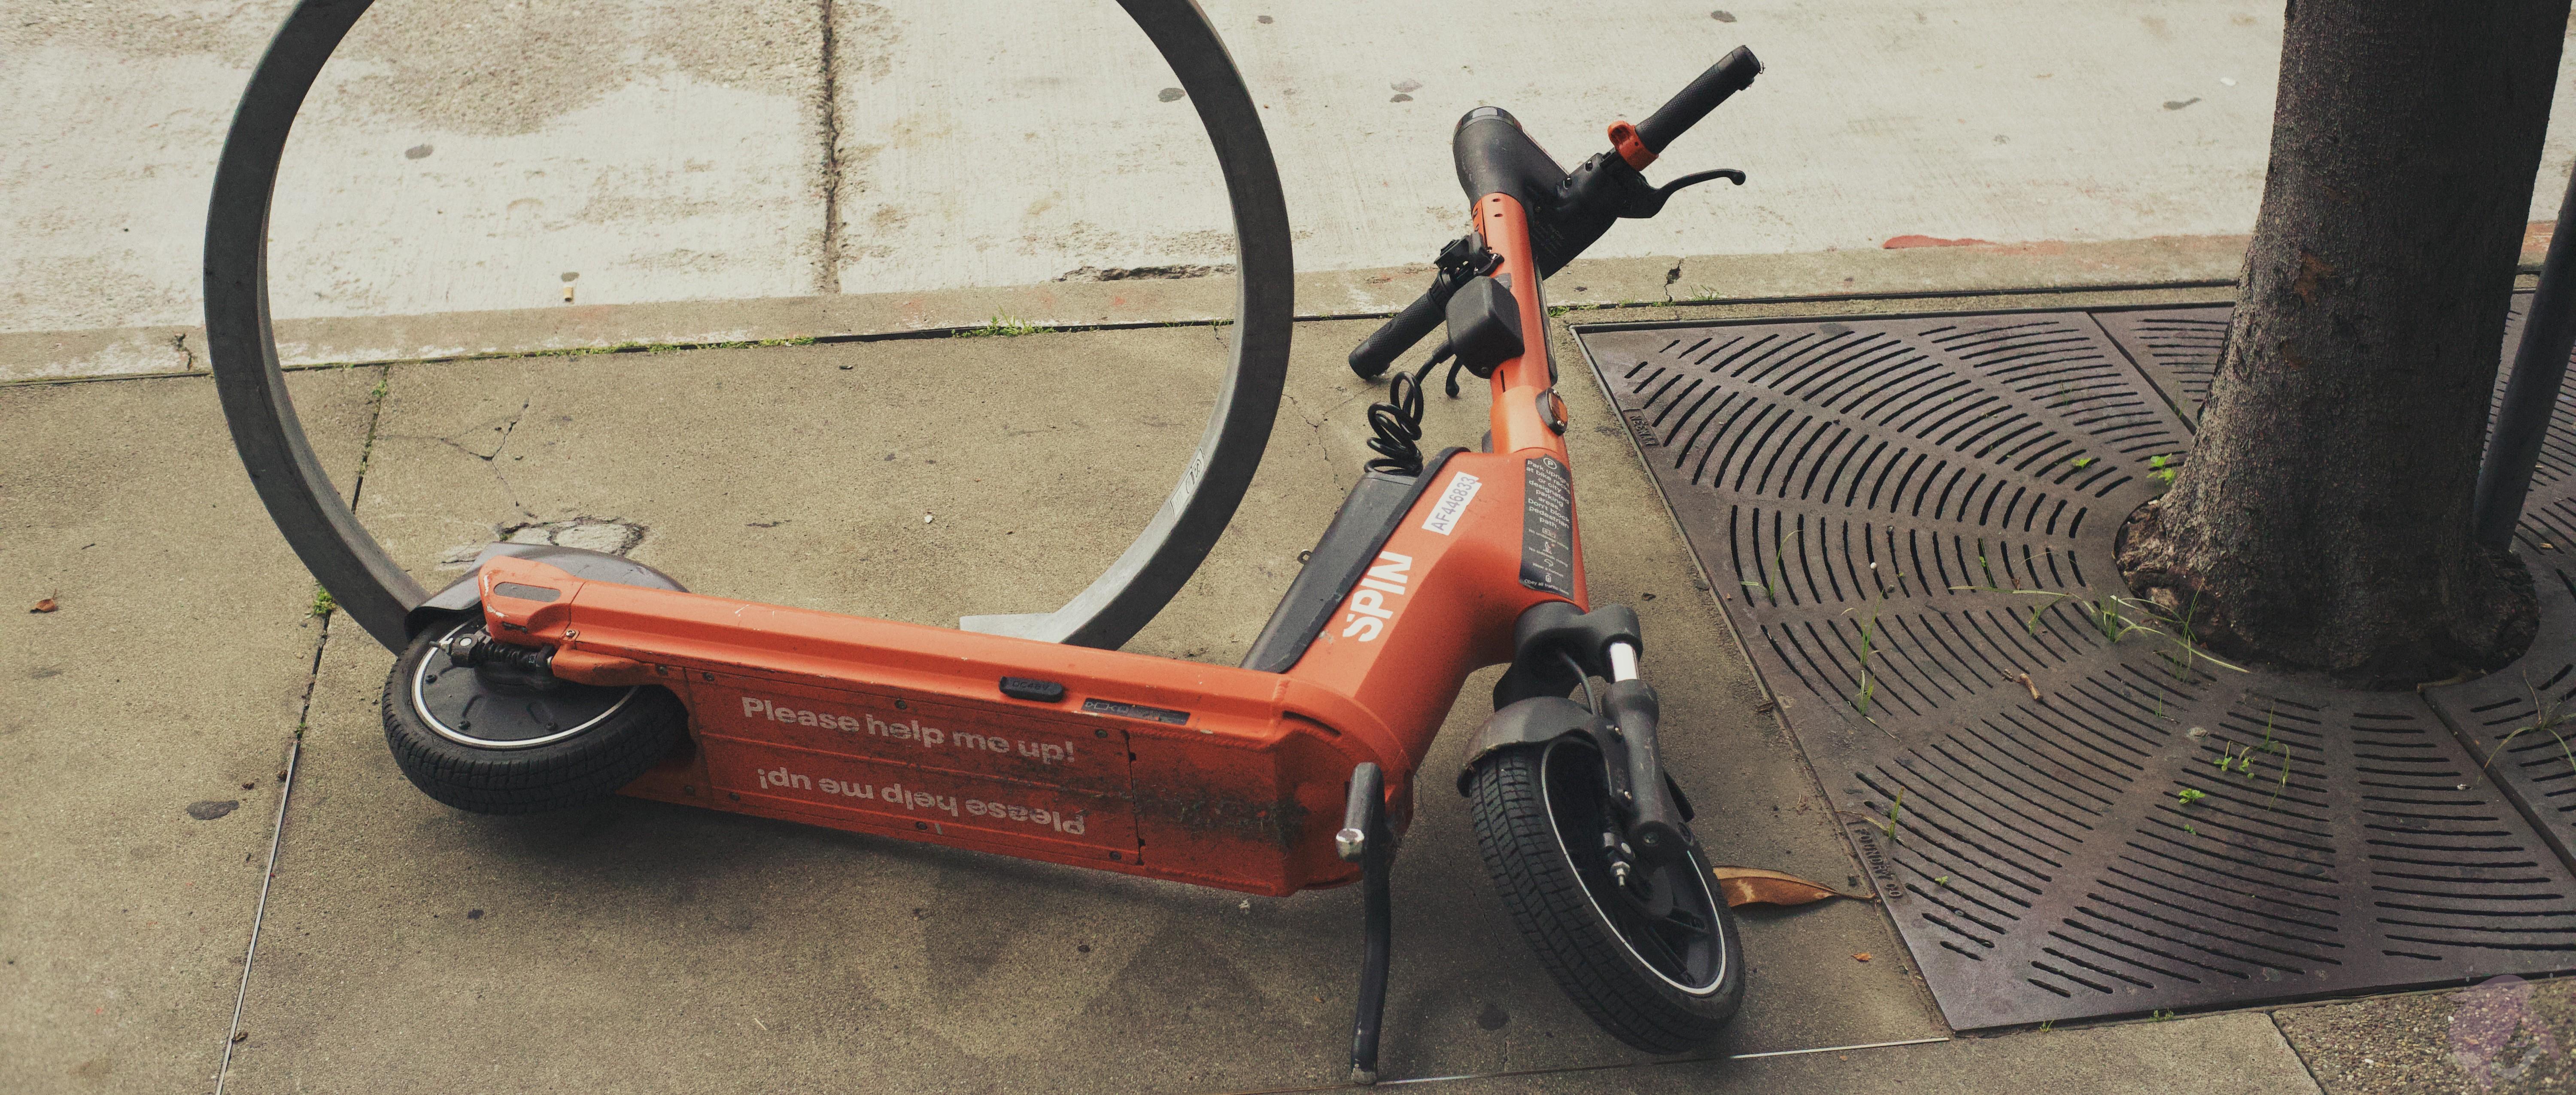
[207,0,1296,654]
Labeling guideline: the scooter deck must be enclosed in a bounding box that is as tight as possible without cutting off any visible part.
[479,554,1396,897]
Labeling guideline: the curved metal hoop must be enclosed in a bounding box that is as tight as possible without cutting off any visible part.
[206,0,1296,654]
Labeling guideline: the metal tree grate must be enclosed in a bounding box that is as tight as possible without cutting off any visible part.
[2099,295,2576,894]
[1577,301,2576,1029]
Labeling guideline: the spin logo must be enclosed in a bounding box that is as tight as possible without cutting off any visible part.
[1340,552,1413,642]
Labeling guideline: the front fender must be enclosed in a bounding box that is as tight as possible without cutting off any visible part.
[1454,696,1610,795]
[404,542,687,639]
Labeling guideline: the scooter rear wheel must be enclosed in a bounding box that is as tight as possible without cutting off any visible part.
[382,613,688,814]
[1466,738,1744,1052]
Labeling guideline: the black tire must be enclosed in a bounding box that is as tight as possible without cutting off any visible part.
[381,614,689,815]
[1467,739,1745,1052]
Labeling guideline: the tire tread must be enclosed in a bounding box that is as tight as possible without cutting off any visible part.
[1467,744,1742,1052]
[381,620,687,815]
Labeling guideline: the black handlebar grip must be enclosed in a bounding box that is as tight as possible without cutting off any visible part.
[1347,280,1455,379]
[1633,46,1762,154]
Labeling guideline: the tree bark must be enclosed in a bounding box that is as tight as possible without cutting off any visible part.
[2118,0,2564,684]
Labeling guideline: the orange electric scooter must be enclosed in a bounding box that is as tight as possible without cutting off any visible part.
[204,1,1762,1079]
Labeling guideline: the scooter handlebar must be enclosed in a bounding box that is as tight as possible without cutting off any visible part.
[1351,48,1760,379]
[1633,46,1762,154]
[1347,277,1455,380]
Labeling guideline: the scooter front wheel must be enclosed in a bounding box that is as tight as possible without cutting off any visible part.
[1466,738,1744,1052]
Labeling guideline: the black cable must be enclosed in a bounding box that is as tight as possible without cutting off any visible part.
[1558,649,1599,713]
[1363,346,1452,477]
[1358,233,1503,477]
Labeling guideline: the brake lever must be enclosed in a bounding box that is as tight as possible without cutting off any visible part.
[1617,168,1746,219]
[1434,233,1504,279]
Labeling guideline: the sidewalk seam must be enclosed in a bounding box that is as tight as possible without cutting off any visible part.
[2266,1010,2331,1094]
[212,665,307,1095]
[212,364,392,1094]
[816,0,844,296]
[2,279,2264,392]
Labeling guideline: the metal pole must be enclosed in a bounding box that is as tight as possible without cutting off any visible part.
[2474,161,2576,549]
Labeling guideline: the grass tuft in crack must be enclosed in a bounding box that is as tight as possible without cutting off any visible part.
[1741,529,1800,605]
[1843,562,1899,736]
[955,313,1053,339]
[2485,672,2576,782]
[1945,579,2245,682]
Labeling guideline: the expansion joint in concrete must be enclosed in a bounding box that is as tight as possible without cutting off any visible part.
[213,365,391,1094]
[816,0,845,296]
[2266,1012,2329,1092]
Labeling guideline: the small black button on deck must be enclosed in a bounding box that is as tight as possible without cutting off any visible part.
[999,677,1067,703]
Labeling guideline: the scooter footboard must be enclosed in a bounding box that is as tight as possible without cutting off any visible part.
[474,555,1395,897]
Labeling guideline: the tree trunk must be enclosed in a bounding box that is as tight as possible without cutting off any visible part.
[2118,0,2564,684]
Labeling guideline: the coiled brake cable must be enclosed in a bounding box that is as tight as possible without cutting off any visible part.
[1363,346,1454,477]
[1360,241,1501,478]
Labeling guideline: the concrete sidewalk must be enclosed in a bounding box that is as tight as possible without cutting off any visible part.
[11,6,2576,1094]
[12,280,2464,1095]
[11,1,2576,380]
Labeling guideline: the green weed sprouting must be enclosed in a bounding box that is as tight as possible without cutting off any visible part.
[2174,786,2208,836]
[1846,563,1900,736]
[1943,582,2245,682]
[1741,529,1801,605]
[2485,672,2576,784]
[2205,705,2294,809]
[956,313,1052,338]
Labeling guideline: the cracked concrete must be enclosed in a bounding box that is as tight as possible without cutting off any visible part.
[437,518,649,569]
[500,517,647,556]
[815,0,848,295]
[437,398,532,462]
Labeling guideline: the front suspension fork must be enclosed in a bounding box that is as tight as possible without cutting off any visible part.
[1486,602,1695,864]
[1343,603,1691,1085]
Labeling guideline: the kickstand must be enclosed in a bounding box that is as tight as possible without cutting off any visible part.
[1337,762,1394,1085]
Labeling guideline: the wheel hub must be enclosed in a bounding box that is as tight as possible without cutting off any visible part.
[410,617,636,750]
[1545,739,1728,994]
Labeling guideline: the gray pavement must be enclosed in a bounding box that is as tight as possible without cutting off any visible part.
[217,316,1944,1092]
[1443,1012,2318,1094]
[0,286,2410,1095]
[12,1,2576,380]
[0,368,378,1092]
